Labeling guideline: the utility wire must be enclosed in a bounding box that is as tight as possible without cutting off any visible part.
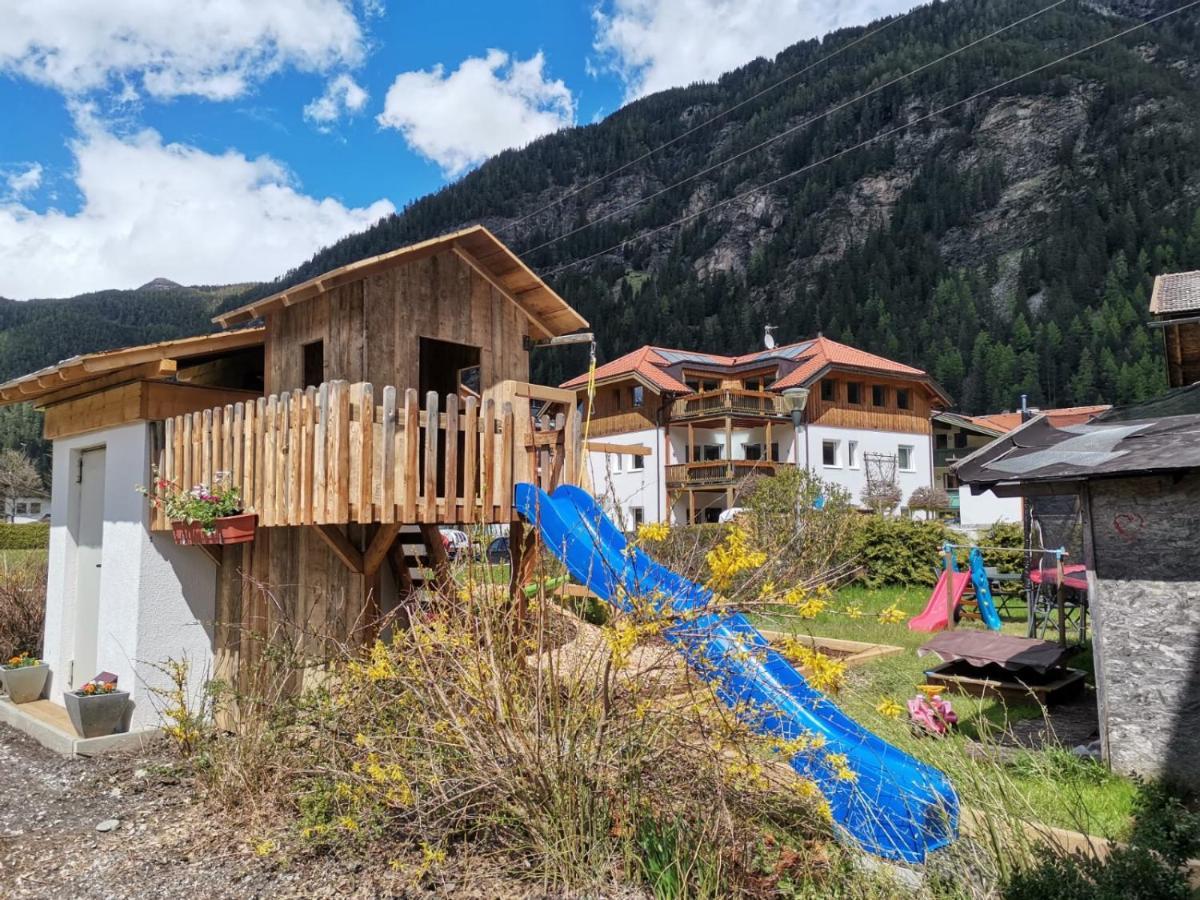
[523,0,1069,259]
[544,0,1199,278]
[498,7,919,235]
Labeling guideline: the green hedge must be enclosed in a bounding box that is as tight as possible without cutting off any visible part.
[849,517,966,588]
[0,523,49,550]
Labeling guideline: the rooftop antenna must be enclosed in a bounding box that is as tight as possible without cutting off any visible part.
[763,324,778,350]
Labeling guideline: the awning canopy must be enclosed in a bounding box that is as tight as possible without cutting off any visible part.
[918,632,1067,673]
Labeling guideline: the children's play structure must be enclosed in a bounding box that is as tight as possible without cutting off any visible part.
[515,483,959,864]
[908,545,1002,632]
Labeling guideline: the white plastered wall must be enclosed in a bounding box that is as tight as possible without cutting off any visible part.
[958,486,1022,528]
[43,421,215,729]
[800,424,933,511]
[585,427,665,526]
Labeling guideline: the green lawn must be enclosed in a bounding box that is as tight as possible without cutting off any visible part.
[755,584,1137,840]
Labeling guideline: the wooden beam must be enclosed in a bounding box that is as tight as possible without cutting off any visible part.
[28,360,176,408]
[311,524,363,574]
[195,544,223,567]
[418,524,453,597]
[363,522,403,577]
[585,441,652,456]
[451,245,556,340]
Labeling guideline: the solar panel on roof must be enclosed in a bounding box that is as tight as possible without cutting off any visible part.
[655,349,723,365]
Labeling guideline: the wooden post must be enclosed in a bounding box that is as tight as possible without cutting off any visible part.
[1056,550,1067,648]
[508,518,540,642]
[944,545,956,631]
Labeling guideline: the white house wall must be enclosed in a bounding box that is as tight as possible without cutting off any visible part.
[958,486,1022,528]
[43,422,215,730]
[802,424,933,511]
[586,427,664,527]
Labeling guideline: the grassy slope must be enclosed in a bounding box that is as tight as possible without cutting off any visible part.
[756,584,1136,839]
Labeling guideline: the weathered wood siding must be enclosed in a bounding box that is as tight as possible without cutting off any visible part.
[582,378,660,437]
[805,377,933,435]
[264,249,532,398]
[1087,470,1200,789]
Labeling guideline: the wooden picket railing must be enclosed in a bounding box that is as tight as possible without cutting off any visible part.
[151,379,578,530]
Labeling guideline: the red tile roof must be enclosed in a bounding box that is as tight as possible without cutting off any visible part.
[968,405,1110,433]
[562,335,939,398]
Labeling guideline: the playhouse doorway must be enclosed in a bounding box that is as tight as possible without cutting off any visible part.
[73,447,105,689]
[418,337,481,404]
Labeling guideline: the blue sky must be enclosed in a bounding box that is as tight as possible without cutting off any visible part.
[0,0,915,299]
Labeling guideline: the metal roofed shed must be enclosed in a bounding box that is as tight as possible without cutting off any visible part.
[952,403,1200,790]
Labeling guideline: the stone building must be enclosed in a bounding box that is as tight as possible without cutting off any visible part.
[954,385,1200,787]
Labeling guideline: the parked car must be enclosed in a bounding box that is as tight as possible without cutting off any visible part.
[486,536,510,565]
[439,528,470,560]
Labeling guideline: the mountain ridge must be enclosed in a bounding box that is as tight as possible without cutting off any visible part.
[1,0,1198,422]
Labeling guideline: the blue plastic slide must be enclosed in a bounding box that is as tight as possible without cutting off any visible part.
[967,548,1003,631]
[514,483,959,864]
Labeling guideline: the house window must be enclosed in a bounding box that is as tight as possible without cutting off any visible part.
[14,502,27,515]
[702,444,723,461]
[744,377,764,392]
[302,339,324,388]
[611,453,623,473]
[820,379,837,402]
[822,440,840,467]
[631,507,645,526]
[896,388,911,410]
[847,382,862,405]
[898,445,915,471]
[632,453,645,470]
[872,385,886,407]
[935,433,948,450]
[631,385,645,408]
[954,431,969,449]
[28,502,40,514]
[703,379,719,392]
[847,441,858,469]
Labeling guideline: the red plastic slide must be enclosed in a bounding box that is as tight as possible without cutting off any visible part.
[908,570,972,632]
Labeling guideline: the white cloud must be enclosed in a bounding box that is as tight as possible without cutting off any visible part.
[4,164,43,199]
[593,0,918,100]
[304,74,370,129]
[0,0,369,100]
[0,110,394,299]
[377,49,575,178]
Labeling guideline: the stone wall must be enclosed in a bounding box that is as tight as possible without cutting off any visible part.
[1088,470,1200,788]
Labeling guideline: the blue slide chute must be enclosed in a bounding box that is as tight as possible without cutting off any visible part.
[514,483,958,864]
[967,547,1003,631]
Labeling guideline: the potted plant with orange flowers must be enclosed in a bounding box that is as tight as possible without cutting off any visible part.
[1,652,49,704]
[140,471,256,546]
[63,678,130,738]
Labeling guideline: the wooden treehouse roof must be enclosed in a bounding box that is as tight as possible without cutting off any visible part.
[0,327,265,407]
[214,225,589,340]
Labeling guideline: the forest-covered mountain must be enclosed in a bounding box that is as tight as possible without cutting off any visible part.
[4,0,1200,431]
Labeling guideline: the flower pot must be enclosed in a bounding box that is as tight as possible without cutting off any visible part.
[172,512,257,546]
[63,689,130,738]
[0,663,49,703]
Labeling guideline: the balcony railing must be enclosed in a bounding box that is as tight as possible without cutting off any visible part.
[934,448,971,467]
[150,379,578,529]
[669,388,787,421]
[665,460,795,488]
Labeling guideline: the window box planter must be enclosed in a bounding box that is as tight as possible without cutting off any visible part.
[64,688,130,738]
[0,661,49,704]
[171,512,257,546]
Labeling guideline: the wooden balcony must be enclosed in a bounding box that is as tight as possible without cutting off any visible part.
[669,388,788,422]
[665,460,796,489]
[150,379,578,530]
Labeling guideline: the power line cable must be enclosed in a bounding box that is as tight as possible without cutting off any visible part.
[523,0,1069,259]
[544,0,1199,278]
[498,7,920,235]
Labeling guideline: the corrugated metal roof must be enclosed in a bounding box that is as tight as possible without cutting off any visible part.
[955,406,1200,488]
